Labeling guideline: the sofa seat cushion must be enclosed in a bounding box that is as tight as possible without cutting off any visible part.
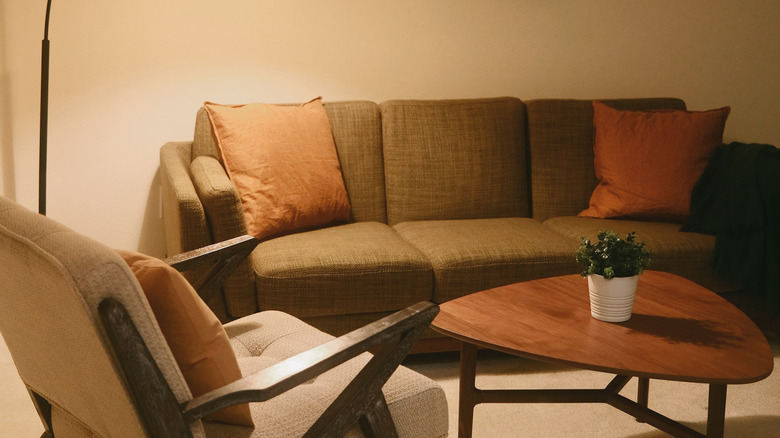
[393,218,580,303]
[201,311,449,438]
[543,216,739,294]
[251,222,433,319]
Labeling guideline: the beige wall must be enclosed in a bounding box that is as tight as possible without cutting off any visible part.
[1,0,779,254]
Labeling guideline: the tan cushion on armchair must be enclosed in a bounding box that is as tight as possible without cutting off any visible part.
[202,311,449,438]
[117,250,253,427]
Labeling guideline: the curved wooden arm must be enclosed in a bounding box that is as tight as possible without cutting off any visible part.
[163,234,260,303]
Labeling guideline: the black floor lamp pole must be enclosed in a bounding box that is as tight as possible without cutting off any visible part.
[39,0,52,215]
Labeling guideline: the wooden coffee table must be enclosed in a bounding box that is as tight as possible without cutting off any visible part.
[431,271,774,438]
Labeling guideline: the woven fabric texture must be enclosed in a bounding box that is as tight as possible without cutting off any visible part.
[526,98,687,221]
[0,197,206,438]
[186,100,388,319]
[193,101,386,224]
[252,222,432,318]
[191,155,257,318]
[543,216,737,293]
[202,311,448,438]
[394,218,580,303]
[321,101,386,223]
[160,141,211,254]
[381,98,528,225]
[51,406,98,438]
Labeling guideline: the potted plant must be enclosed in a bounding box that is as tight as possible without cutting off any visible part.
[576,230,652,322]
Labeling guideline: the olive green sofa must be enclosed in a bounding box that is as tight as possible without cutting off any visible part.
[160,97,736,350]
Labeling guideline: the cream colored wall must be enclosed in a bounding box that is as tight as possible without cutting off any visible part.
[1,0,779,255]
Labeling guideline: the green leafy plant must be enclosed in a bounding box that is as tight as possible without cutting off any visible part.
[576,230,652,279]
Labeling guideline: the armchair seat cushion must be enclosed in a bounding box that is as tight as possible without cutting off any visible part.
[201,311,449,438]
[252,222,433,318]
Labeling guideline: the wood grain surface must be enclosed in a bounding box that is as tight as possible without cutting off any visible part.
[432,271,773,384]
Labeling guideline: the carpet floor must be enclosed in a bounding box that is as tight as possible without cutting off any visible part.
[403,331,780,437]
[3,332,778,437]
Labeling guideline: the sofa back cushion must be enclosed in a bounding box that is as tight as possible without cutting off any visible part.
[526,98,687,221]
[193,100,386,224]
[380,98,529,225]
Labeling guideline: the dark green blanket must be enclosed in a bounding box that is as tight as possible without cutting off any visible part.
[682,142,780,316]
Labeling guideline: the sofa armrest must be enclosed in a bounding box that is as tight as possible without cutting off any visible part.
[159,142,211,256]
[190,155,248,241]
[190,155,259,318]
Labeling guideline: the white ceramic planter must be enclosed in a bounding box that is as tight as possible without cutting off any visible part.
[587,274,639,322]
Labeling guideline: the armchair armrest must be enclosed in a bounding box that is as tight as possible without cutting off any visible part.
[183,301,439,437]
[100,293,438,438]
[164,234,260,304]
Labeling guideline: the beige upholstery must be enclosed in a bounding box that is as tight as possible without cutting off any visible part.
[0,197,200,437]
[0,197,448,437]
[205,311,447,438]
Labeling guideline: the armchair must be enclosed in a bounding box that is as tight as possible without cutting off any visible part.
[0,197,448,437]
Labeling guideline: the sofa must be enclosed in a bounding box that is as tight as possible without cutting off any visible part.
[160,97,739,351]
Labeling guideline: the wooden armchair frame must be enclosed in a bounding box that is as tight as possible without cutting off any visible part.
[95,236,438,438]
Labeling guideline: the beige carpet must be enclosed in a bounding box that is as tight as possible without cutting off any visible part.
[403,332,780,437]
[2,332,778,437]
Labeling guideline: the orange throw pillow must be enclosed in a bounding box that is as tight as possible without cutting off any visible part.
[204,97,351,239]
[117,250,253,427]
[580,101,730,222]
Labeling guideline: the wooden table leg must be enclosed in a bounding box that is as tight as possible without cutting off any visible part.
[706,384,727,438]
[458,342,479,438]
[635,377,650,423]
[637,377,649,407]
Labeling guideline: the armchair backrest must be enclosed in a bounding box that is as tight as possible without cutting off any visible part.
[0,197,203,437]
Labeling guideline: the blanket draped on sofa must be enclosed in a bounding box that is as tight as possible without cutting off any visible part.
[682,142,780,316]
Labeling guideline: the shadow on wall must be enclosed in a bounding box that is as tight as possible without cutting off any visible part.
[137,167,166,257]
[0,3,17,199]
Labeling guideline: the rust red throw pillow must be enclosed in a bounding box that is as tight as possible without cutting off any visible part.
[204,97,351,239]
[580,101,730,222]
[117,250,253,427]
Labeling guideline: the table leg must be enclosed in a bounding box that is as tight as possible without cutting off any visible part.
[637,377,649,407]
[706,384,727,438]
[634,377,650,423]
[458,342,479,438]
